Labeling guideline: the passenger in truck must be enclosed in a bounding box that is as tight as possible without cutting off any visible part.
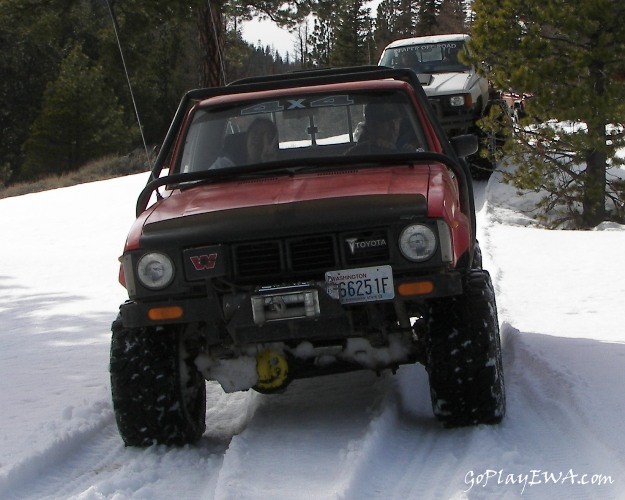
[245,117,279,164]
[211,117,279,169]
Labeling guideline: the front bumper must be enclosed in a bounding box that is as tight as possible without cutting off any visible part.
[427,98,480,134]
[119,271,463,342]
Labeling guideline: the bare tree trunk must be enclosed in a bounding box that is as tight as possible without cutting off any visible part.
[582,56,608,228]
[582,147,607,227]
[196,0,226,87]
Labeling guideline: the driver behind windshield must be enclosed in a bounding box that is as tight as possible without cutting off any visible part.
[348,103,419,154]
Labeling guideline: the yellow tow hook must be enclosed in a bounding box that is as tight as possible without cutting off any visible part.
[255,350,289,391]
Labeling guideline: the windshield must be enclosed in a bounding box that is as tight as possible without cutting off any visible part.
[380,41,470,74]
[178,91,429,174]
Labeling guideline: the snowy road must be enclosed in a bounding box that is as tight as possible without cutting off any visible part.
[1,171,624,499]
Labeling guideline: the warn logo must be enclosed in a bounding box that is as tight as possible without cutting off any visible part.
[183,245,226,280]
[190,253,217,271]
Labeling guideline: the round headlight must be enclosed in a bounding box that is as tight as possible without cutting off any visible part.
[399,225,437,262]
[449,95,466,107]
[137,252,175,290]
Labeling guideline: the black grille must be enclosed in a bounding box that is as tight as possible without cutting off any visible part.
[231,230,389,280]
[428,97,470,118]
[288,235,337,272]
[234,241,281,277]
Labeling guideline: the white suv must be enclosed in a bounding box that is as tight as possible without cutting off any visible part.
[379,34,490,136]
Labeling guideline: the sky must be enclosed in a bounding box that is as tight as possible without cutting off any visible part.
[240,0,384,58]
[1,158,624,498]
[241,18,297,58]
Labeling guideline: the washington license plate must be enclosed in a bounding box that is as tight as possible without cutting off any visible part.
[325,265,394,304]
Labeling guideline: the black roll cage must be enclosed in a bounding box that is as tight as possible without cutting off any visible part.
[141,65,476,261]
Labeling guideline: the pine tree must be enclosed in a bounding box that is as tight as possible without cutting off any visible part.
[469,0,625,227]
[416,0,437,36]
[22,44,131,178]
[196,0,317,86]
[363,15,377,64]
[395,0,417,37]
[0,0,107,183]
[374,0,399,55]
[308,2,335,68]
[331,0,372,67]
[437,0,466,34]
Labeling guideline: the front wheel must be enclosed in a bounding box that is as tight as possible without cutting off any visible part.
[110,317,206,446]
[425,270,505,426]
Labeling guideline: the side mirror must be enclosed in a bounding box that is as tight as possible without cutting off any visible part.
[450,134,478,158]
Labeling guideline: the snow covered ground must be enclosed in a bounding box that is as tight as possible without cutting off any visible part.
[1,167,624,499]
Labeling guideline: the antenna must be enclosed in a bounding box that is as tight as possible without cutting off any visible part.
[105,0,152,169]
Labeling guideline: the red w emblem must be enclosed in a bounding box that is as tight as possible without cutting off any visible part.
[190,253,218,271]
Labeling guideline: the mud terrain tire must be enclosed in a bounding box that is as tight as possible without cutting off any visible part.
[472,241,483,269]
[425,270,505,426]
[110,317,206,446]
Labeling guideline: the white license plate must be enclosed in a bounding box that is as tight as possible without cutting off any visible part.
[325,265,395,304]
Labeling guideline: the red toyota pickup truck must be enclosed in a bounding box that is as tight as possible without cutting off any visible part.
[110,66,505,446]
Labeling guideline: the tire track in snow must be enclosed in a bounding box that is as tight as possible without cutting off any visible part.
[491,326,622,499]
[1,385,260,499]
[325,362,516,499]
[0,400,115,500]
[10,423,229,500]
[211,370,392,500]
[312,328,623,500]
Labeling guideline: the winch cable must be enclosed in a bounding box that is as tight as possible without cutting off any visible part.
[105,0,154,174]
